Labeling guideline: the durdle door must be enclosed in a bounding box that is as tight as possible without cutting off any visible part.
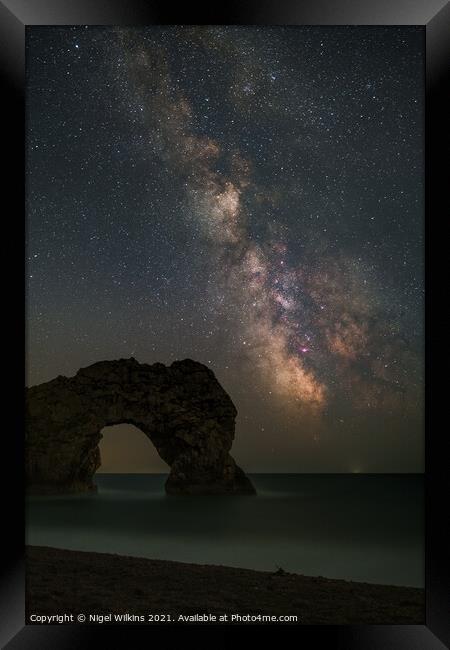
[25,358,256,496]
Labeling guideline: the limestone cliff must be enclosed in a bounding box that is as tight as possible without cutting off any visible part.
[26,358,255,495]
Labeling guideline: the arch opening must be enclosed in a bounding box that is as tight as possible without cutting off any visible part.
[97,424,169,474]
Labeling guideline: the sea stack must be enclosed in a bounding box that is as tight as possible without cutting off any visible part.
[26,358,256,496]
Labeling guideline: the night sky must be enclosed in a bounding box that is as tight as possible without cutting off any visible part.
[26,26,424,473]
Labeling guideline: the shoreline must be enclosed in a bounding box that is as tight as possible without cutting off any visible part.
[26,546,424,624]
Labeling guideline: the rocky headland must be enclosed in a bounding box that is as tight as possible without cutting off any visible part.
[26,358,255,495]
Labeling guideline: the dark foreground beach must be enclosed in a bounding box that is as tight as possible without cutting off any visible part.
[27,546,424,624]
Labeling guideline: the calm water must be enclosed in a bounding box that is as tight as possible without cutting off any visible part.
[26,474,424,587]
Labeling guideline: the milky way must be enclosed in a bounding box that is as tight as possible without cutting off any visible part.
[26,26,424,471]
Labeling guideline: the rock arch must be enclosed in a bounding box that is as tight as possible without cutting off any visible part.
[26,358,255,495]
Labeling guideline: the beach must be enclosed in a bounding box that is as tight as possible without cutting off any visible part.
[26,546,424,625]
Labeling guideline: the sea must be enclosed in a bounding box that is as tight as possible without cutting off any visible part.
[26,473,424,588]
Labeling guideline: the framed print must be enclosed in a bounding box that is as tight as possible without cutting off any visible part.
[1,1,448,647]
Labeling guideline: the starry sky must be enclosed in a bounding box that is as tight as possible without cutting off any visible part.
[26,26,424,473]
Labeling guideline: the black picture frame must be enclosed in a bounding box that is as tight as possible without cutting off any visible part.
[1,1,448,647]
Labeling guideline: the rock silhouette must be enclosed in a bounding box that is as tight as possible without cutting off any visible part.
[26,358,255,495]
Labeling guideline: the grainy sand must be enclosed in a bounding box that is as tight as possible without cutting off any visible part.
[26,546,424,625]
